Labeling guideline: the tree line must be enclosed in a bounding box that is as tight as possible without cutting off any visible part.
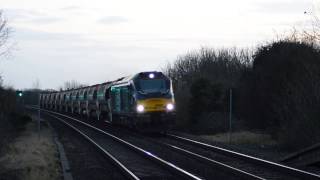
[164,35,320,150]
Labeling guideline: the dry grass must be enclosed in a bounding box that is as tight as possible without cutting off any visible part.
[0,117,61,180]
[200,131,277,146]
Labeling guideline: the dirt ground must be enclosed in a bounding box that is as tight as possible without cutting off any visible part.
[0,116,62,180]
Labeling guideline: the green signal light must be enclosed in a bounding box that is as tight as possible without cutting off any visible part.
[16,91,23,97]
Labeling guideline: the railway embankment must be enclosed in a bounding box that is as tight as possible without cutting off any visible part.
[0,115,62,180]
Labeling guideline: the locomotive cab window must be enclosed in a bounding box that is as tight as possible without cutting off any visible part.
[136,79,169,93]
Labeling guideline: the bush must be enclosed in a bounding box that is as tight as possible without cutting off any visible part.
[10,113,32,131]
[0,86,30,153]
[246,40,320,150]
[164,48,251,132]
[165,41,320,150]
[189,78,223,123]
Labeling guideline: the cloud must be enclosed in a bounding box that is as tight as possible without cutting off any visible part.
[13,27,86,43]
[98,16,129,24]
[5,8,64,25]
[5,9,43,20]
[250,1,310,15]
[60,6,81,11]
[29,17,64,24]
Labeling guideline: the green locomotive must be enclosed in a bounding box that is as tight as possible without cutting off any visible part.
[41,71,175,131]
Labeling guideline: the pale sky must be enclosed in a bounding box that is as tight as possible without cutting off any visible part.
[0,0,317,89]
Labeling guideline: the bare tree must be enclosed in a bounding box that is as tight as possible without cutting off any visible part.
[60,80,87,91]
[32,78,41,90]
[287,5,320,44]
[301,14,320,43]
[0,10,11,89]
[0,10,10,57]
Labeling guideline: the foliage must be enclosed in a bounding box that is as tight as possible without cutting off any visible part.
[189,78,223,123]
[0,87,30,153]
[164,48,252,132]
[0,86,17,114]
[0,10,11,57]
[22,89,41,105]
[246,40,320,150]
[165,40,320,150]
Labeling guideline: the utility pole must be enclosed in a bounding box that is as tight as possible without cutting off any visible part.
[228,88,233,144]
[38,93,41,139]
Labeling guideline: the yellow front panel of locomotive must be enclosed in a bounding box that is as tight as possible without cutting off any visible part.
[137,98,173,112]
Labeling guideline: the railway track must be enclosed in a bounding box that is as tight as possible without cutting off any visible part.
[28,106,320,179]
[46,114,130,180]
[281,143,320,164]
[46,114,140,180]
[30,107,201,180]
[280,143,320,173]
[161,134,320,180]
[101,126,320,179]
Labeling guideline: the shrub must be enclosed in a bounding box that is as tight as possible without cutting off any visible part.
[164,48,251,132]
[247,40,320,150]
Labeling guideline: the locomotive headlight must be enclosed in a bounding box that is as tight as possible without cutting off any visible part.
[149,73,155,78]
[166,103,174,111]
[137,104,144,112]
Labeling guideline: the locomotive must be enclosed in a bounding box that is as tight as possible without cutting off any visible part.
[40,71,175,131]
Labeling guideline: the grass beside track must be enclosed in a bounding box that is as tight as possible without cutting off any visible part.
[0,116,61,180]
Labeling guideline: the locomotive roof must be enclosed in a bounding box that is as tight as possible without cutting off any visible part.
[111,71,165,86]
[41,71,165,95]
[111,75,134,86]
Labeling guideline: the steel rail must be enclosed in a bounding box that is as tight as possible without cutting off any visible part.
[161,142,266,180]
[31,107,202,180]
[108,126,267,180]
[45,109,264,180]
[78,115,266,180]
[46,113,139,180]
[281,143,320,163]
[166,133,320,180]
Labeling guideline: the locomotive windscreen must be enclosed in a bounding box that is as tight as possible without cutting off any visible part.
[134,72,171,95]
[137,79,167,93]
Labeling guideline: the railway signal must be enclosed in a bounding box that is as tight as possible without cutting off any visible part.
[16,90,23,97]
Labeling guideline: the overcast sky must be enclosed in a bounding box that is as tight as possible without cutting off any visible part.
[0,0,317,89]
